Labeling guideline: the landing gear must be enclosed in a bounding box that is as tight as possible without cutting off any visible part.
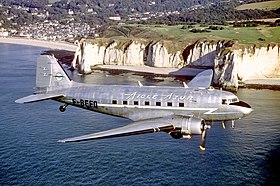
[221,120,235,129]
[59,104,68,112]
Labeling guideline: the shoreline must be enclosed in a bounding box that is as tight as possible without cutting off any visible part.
[94,65,178,76]
[0,37,76,51]
[239,79,280,90]
[1,37,280,89]
[93,66,280,90]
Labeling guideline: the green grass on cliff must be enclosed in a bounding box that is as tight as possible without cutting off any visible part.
[202,25,280,44]
[236,0,280,10]
[116,24,280,45]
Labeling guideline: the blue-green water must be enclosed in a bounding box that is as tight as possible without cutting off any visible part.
[0,44,279,185]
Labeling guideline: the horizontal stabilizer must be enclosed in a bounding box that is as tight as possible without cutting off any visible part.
[187,69,213,88]
[15,94,64,104]
[58,119,175,143]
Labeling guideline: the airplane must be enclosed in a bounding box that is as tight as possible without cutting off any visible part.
[15,55,253,150]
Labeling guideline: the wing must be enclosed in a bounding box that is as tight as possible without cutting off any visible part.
[187,69,213,88]
[15,94,64,104]
[58,118,176,143]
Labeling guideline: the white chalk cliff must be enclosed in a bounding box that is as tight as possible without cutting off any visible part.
[71,39,280,89]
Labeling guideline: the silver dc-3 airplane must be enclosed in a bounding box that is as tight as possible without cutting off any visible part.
[15,55,253,150]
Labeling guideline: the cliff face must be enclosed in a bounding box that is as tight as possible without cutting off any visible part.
[72,39,185,70]
[71,41,106,73]
[213,49,238,90]
[71,38,280,89]
[236,45,280,80]
[212,45,280,90]
[182,41,226,67]
[72,39,228,69]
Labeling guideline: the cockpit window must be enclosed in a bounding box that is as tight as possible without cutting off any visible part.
[231,98,238,102]
[229,101,251,108]
[222,98,239,105]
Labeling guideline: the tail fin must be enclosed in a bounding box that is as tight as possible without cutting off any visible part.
[36,55,72,93]
[187,69,213,89]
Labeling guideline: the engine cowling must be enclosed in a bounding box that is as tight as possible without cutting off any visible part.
[170,117,204,139]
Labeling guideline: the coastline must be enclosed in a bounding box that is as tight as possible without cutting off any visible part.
[1,37,280,89]
[94,65,178,76]
[239,78,280,90]
[0,37,76,51]
[96,66,280,89]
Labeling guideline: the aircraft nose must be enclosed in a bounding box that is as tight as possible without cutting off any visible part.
[242,107,253,116]
[230,101,253,116]
[239,101,253,116]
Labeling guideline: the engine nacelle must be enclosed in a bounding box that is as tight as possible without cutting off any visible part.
[181,117,203,135]
[170,117,204,139]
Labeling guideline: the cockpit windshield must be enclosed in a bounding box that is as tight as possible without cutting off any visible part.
[222,97,239,105]
[229,101,252,108]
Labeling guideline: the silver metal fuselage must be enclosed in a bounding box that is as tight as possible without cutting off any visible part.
[52,82,252,122]
[15,55,253,145]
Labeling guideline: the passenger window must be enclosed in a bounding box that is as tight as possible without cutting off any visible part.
[167,102,172,107]
[134,101,139,105]
[156,102,161,106]
[145,101,150,106]
[112,100,117,104]
[123,100,128,105]
[179,103,184,107]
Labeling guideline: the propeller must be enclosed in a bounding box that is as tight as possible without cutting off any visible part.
[200,120,207,151]
[222,121,226,129]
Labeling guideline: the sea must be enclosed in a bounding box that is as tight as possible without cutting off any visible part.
[0,44,279,186]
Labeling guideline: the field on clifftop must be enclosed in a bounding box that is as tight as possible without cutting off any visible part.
[101,23,280,45]
[236,0,280,10]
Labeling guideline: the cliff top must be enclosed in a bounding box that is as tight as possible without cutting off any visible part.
[84,37,190,54]
[94,23,280,46]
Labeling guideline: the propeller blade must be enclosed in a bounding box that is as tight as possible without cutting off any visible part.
[200,129,206,151]
[199,121,207,151]
[222,121,226,129]
[231,120,235,128]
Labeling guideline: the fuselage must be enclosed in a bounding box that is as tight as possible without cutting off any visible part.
[53,82,252,122]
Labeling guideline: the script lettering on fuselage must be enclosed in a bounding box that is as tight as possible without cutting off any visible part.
[72,98,98,108]
[124,92,195,101]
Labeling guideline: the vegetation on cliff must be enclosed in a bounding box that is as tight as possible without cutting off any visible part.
[96,21,280,45]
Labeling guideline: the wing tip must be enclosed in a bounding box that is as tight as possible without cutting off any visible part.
[15,99,24,104]
[57,139,66,143]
